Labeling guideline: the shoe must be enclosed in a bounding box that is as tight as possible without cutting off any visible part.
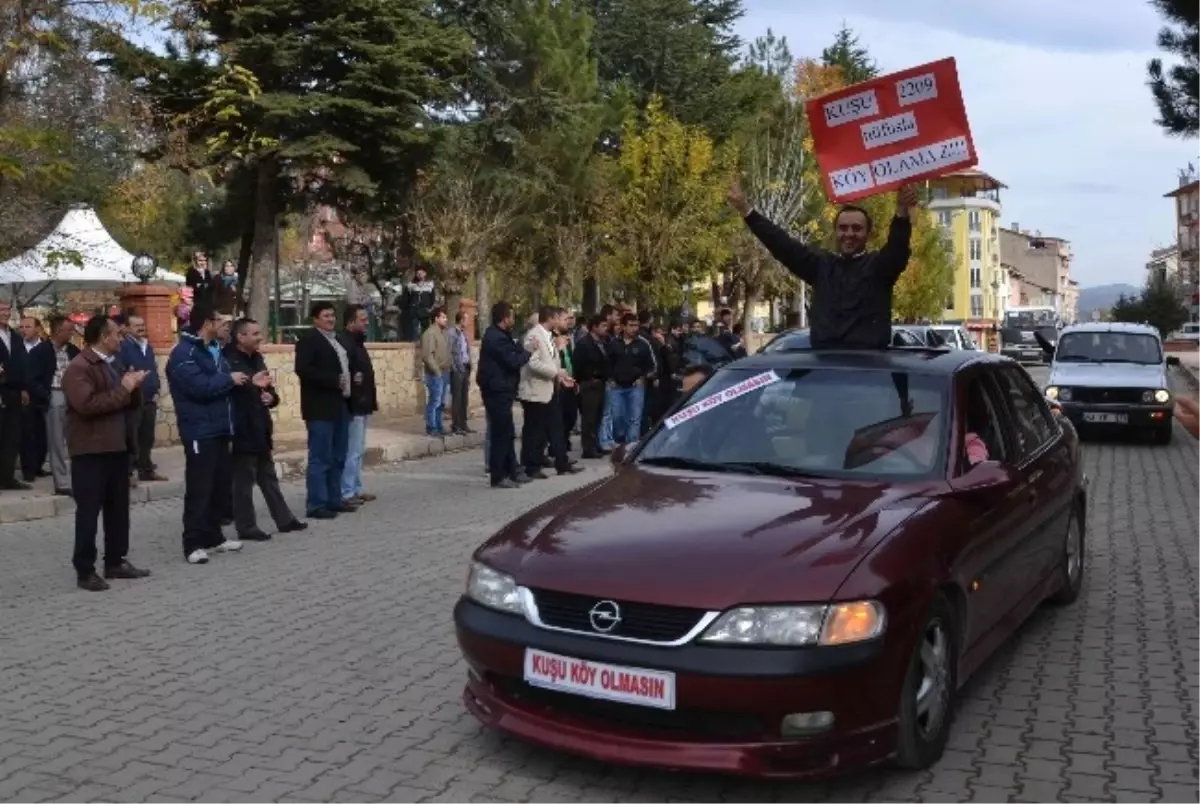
[36,469,51,478]
[328,504,355,514]
[21,474,36,483]
[491,478,520,489]
[525,470,548,480]
[139,472,169,482]
[557,465,584,475]
[219,518,233,527]
[211,540,243,553]
[511,473,533,485]
[240,531,272,542]
[54,488,73,497]
[279,520,309,532]
[540,458,553,468]
[187,549,210,565]
[77,573,110,591]
[581,452,601,460]
[308,509,338,520]
[104,561,151,579]
[339,498,362,510]
[2,480,32,491]
[358,493,376,502]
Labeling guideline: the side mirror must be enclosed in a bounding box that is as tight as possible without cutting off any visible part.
[1033,331,1056,359]
[1166,355,1181,367]
[949,460,1018,501]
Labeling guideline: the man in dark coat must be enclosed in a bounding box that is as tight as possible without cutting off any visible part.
[571,314,610,459]
[476,301,532,489]
[0,299,30,490]
[728,179,918,349]
[338,303,378,505]
[294,301,353,518]
[27,316,79,496]
[224,318,306,541]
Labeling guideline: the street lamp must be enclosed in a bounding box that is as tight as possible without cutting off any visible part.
[130,253,157,284]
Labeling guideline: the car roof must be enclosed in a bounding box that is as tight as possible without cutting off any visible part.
[1060,322,1161,338]
[731,347,1007,376]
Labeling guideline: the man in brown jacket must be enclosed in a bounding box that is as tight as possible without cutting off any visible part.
[62,315,152,591]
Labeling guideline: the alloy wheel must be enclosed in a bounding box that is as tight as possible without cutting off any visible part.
[914,618,950,739]
[1065,518,1082,586]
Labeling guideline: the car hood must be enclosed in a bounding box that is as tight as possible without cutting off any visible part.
[475,466,932,610]
[1050,361,1167,389]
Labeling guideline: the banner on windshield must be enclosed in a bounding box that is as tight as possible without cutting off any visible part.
[805,57,978,202]
[664,370,781,429]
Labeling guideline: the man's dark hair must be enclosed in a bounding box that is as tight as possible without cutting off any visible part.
[491,301,513,326]
[83,314,112,346]
[538,306,557,324]
[342,303,365,327]
[430,306,445,321]
[310,301,335,320]
[48,315,69,334]
[835,204,873,231]
[187,298,218,333]
[110,313,128,326]
[587,314,606,330]
[233,317,257,339]
[620,312,638,326]
[599,304,616,319]
[718,308,732,318]
[637,309,652,326]
[682,363,715,380]
[454,309,465,324]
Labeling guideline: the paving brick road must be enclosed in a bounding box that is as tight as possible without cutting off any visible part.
[0,373,1196,803]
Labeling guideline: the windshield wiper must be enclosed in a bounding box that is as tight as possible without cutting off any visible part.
[721,461,829,480]
[637,456,742,473]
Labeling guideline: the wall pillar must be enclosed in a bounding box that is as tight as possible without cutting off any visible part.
[120,284,176,351]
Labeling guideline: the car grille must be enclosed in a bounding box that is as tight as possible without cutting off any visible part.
[491,675,769,741]
[1069,387,1145,404]
[530,588,707,643]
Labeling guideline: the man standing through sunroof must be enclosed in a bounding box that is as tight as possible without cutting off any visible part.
[728,180,919,349]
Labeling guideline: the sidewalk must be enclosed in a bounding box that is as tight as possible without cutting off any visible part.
[0,413,487,524]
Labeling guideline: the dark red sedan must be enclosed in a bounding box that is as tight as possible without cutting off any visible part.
[454,349,1087,779]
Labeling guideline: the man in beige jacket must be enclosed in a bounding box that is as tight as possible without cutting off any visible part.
[420,308,452,436]
[518,306,580,479]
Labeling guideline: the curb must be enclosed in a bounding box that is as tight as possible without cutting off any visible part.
[0,432,485,525]
[1175,395,1199,440]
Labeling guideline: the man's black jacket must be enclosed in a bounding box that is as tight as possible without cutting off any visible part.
[477,325,530,399]
[0,330,27,395]
[26,340,79,409]
[744,211,912,349]
[572,334,608,383]
[608,337,656,388]
[293,328,349,422]
[338,330,378,416]
[223,345,279,455]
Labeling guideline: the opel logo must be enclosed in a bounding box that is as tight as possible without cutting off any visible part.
[588,600,622,633]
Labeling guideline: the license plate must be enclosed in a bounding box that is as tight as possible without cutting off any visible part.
[1083,412,1128,424]
[523,649,676,710]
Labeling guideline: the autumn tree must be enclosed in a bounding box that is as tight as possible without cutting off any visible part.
[1147,0,1198,137]
[600,95,737,307]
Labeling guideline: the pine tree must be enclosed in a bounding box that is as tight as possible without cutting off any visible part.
[820,25,877,85]
[98,0,473,323]
[1147,0,1198,137]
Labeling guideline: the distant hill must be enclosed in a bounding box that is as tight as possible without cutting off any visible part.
[1078,283,1139,316]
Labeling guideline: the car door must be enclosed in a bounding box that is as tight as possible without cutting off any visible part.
[952,368,1039,650]
[991,365,1073,588]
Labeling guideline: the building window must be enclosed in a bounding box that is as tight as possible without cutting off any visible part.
[969,238,982,261]
[931,186,949,200]
[970,295,984,318]
[968,210,981,232]
[938,211,952,228]
[970,266,982,289]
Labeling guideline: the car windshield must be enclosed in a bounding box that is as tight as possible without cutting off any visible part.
[637,367,948,480]
[761,330,810,353]
[1056,332,1163,365]
[1004,309,1056,328]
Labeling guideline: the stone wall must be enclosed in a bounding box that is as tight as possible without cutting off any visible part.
[151,341,478,446]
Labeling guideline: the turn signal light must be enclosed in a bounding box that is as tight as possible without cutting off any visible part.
[820,601,885,646]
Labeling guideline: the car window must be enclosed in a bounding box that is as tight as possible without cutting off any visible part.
[960,374,1007,474]
[638,367,948,480]
[992,366,1057,460]
[1056,331,1162,365]
[892,329,922,347]
[760,330,810,353]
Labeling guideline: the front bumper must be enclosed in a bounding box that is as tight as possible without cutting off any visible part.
[1059,401,1174,428]
[454,598,899,779]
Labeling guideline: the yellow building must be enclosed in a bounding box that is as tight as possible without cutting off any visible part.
[927,169,1007,349]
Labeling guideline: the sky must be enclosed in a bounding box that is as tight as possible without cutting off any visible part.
[737,0,1199,289]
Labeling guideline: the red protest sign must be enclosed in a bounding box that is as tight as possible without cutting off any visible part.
[804,57,978,203]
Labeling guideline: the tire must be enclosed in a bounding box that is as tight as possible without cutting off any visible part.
[1154,423,1174,445]
[1048,506,1084,606]
[895,593,958,770]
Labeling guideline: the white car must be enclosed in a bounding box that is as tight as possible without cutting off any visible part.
[1043,322,1181,445]
[929,325,979,350]
[1173,322,1200,342]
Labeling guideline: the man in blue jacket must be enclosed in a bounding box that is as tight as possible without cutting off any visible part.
[119,314,167,483]
[166,302,261,565]
[476,301,532,489]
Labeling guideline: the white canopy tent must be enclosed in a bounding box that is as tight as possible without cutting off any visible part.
[0,205,183,306]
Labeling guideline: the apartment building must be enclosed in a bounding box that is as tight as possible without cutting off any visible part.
[1146,245,1181,284]
[1164,166,1198,323]
[928,169,1007,348]
[999,225,1074,321]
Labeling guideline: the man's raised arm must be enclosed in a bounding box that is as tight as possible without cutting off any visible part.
[728,178,821,284]
[878,184,918,282]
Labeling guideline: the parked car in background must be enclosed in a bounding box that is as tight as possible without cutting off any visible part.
[1170,322,1200,342]
[1042,322,1180,445]
[455,348,1087,779]
[759,326,936,354]
[929,325,979,351]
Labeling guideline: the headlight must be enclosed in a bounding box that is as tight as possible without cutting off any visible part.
[1150,389,1171,404]
[700,601,885,646]
[465,562,523,615]
[1045,386,1059,400]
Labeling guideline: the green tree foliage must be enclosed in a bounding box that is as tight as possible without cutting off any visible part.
[820,24,877,85]
[1147,0,1198,138]
[99,0,474,322]
[1110,274,1190,337]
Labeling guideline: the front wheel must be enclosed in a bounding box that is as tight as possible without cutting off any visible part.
[895,594,958,769]
[1154,423,1174,445]
[1048,507,1085,605]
